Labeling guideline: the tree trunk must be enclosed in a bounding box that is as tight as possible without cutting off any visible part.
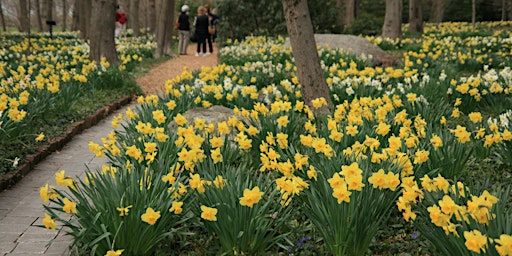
[408,0,423,34]
[345,0,357,26]
[508,0,512,20]
[71,0,78,31]
[61,0,67,31]
[18,0,30,32]
[471,0,476,28]
[45,0,53,32]
[34,0,43,31]
[335,0,345,29]
[155,0,175,58]
[130,0,140,36]
[90,0,118,64]
[430,0,444,23]
[77,0,91,39]
[336,0,358,30]
[148,0,156,33]
[282,0,333,114]
[382,0,402,39]
[502,0,506,20]
[0,0,6,32]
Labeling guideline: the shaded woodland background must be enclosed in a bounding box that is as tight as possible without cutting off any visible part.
[2,0,511,39]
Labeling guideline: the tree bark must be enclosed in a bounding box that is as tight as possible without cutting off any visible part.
[430,0,444,23]
[45,0,53,32]
[345,0,357,26]
[77,0,91,39]
[18,0,30,32]
[508,0,512,20]
[382,0,402,39]
[34,0,43,31]
[89,0,118,64]
[282,0,333,114]
[408,0,423,34]
[61,0,67,31]
[502,0,506,20]
[155,0,175,58]
[335,0,345,29]
[148,0,156,33]
[0,0,6,32]
[129,0,140,36]
[471,0,476,27]
[71,0,78,31]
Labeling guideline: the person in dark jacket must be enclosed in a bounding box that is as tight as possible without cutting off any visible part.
[194,6,210,57]
[178,5,190,55]
[204,4,218,52]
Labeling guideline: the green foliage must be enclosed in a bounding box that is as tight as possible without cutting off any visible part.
[299,159,402,255]
[413,183,511,255]
[344,13,383,36]
[42,166,191,255]
[191,164,294,254]
[0,32,149,177]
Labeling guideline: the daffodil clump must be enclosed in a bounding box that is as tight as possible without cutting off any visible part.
[0,32,151,175]
[41,22,511,255]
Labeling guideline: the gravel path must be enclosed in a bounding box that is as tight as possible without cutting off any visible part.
[135,43,219,95]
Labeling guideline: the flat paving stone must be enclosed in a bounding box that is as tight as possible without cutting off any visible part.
[9,241,49,254]
[0,241,17,254]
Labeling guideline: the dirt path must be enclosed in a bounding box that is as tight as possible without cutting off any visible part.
[136,43,218,95]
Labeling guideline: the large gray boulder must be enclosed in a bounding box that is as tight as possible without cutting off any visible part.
[285,34,397,66]
[168,105,234,129]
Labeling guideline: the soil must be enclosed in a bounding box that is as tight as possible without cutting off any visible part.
[135,43,218,95]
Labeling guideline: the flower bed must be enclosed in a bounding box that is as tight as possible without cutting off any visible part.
[0,32,153,181]
[41,22,511,255]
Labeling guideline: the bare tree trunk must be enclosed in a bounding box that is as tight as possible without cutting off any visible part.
[61,0,67,31]
[90,0,118,64]
[155,0,175,57]
[382,0,402,39]
[430,0,444,23]
[508,0,512,20]
[148,0,156,33]
[18,0,30,32]
[0,0,6,32]
[335,0,345,29]
[502,0,506,20]
[34,0,43,31]
[336,0,358,30]
[129,0,140,36]
[471,0,476,28]
[78,0,92,39]
[408,0,423,34]
[282,0,333,114]
[71,0,78,31]
[45,0,53,32]
[345,0,357,26]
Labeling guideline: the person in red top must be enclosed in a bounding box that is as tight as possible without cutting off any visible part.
[115,5,127,38]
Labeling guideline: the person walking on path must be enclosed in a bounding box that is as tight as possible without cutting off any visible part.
[194,6,210,57]
[205,5,218,48]
[115,5,127,38]
[177,5,191,55]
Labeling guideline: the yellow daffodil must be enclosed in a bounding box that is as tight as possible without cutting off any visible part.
[116,205,133,216]
[169,201,184,214]
[239,186,264,208]
[105,249,124,256]
[200,205,218,221]
[43,213,56,230]
[141,207,161,225]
